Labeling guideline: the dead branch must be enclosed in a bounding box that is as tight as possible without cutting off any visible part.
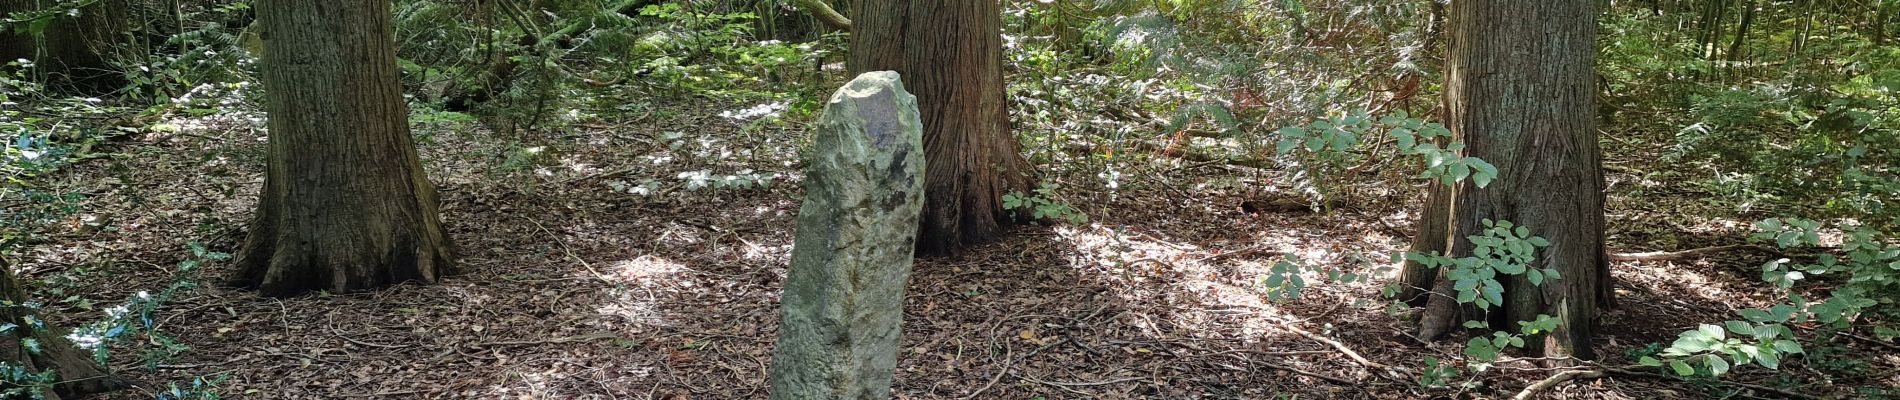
[1609,244,1765,262]
[1280,321,1412,380]
[474,332,620,348]
[1601,366,1819,400]
[792,0,853,31]
[1511,369,1604,400]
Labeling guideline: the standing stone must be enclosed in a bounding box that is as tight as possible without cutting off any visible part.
[768,71,926,400]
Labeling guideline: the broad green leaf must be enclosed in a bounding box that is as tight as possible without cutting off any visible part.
[1669,360,1694,376]
[1706,355,1730,375]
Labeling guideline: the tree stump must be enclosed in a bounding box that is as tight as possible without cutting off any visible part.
[767,71,926,400]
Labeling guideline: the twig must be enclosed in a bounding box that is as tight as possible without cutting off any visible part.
[524,217,612,281]
[1609,244,1764,262]
[475,332,620,348]
[963,312,1032,400]
[1511,369,1604,400]
[1190,245,1282,265]
[1249,358,1358,385]
[1792,324,1900,351]
[328,314,411,349]
[1006,371,1095,397]
[1014,374,1145,387]
[1602,366,1819,400]
[556,166,635,185]
[1280,321,1410,380]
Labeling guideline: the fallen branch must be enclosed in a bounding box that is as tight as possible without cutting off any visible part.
[792,0,852,31]
[475,332,620,348]
[1280,322,1411,380]
[1609,244,1764,262]
[1254,360,1358,385]
[1511,369,1604,400]
[1602,366,1819,400]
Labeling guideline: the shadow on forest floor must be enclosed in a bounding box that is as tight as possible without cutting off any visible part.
[11,101,1895,399]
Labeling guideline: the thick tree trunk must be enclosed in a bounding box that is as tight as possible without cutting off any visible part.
[847,0,1035,255]
[0,260,128,398]
[1404,0,1610,360]
[0,0,131,91]
[1397,181,1450,306]
[235,0,455,297]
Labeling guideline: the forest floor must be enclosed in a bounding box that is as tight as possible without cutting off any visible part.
[14,96,1898,399]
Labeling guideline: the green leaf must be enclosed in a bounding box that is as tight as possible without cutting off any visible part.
[1639,356,1663,367]
[1737,309,1773,322]
[1449,162,1471,183]
[1669,360,1695,376]
[1526,269,1544,286]
[1698,324,1726,341]
[1724,321,1757,337]
[1706,355,1730,375]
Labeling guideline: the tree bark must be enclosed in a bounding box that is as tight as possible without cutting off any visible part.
[235,0,455,297]
[847,0,1035,255]
[1725,0,1756,79]
[1397,179,1450,307]
[0,260,128,398]
[1876,0,1890,46]
[0,0,131,91]
[1404,0,1610,360]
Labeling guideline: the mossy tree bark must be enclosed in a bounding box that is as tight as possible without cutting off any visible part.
[847,0,1035,255]
[0,260,127,398]
[1401,0,1612,360]
[0,0,132,91]
[234,0,455,297]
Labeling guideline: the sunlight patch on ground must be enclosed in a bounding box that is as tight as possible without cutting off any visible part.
[594,255,687,325]
[481,362,650,399]
[1052,224,1307,337]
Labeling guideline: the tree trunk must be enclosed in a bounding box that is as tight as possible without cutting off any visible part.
[1404,0,1610,360]
[0,0,131,91]
[1876,0,1890,46]
[847,0,1035,255]
[1397,181,1450,307]
[1725,0,1756,79]
[0,260,128,398]
[235,0,456,297]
